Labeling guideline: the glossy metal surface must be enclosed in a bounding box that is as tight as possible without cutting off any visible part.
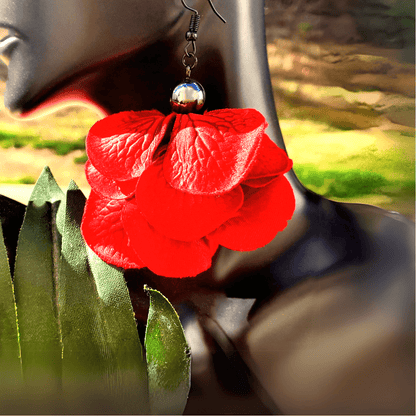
[0,0,414,414]
[171,79,205,113]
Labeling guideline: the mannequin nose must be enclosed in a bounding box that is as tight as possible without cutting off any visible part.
[0,34,19,65]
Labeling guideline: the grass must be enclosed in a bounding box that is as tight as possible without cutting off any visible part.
[0,130,40,148]
[283,118,415,218]
[294,165,391,198]
[73,153,88,164]
[0,127,86,155]
[337,132,414,184]
[33,137,86,155]
[295,164,414,203]
[0,176,37,184]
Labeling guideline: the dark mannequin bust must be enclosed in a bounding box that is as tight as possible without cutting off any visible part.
[0,0,414,414]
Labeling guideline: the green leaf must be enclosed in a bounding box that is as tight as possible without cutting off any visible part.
[0,222,23,409]
[87,247,149,412]
[57,181,149,414]
[26,166,64,207]
[2,166,190,413]
[12,167,64,402]
[144,285,191,415]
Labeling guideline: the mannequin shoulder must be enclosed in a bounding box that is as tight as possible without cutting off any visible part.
[345,202,414,259]
[339,202,414,288]
[242,203,415,414]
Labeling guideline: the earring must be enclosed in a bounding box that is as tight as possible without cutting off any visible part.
[170,0,226,113]
[81,0,295,278]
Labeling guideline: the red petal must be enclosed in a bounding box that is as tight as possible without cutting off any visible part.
[242,176,279,188]
[210,176,295,251]
[87,110,175,181]
[244,135,293,187]
[136,160,244,241]
[122,202,217,277]
[81,191,144,269]
[164,108,267,195]
[116,177,139,196]
[85,160,129,199]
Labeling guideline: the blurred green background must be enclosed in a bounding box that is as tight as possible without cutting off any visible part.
[267,0,414,220]
[0,0,414,220]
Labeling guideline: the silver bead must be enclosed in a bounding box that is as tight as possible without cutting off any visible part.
[170,80,205,113]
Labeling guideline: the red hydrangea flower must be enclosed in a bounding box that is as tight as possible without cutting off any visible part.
[81,109,295,278]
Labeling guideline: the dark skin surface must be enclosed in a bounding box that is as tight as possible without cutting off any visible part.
[0,0,414,413]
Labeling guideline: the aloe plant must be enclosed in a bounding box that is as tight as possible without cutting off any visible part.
[0,167,190,414]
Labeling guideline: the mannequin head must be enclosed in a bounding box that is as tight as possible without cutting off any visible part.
[0,1,276,125]
[0,0,187,114]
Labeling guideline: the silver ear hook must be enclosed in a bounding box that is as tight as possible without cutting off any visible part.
[180,0,226,83]
[181,0,199,15]
[181,0,227,23]
[207,0,227,23]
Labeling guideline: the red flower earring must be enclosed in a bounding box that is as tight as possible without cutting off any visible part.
[81,2,295,278]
